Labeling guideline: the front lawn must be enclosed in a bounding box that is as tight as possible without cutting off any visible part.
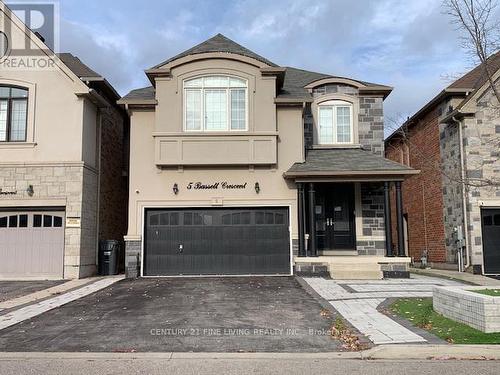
[470,289,500,297]
[390,298,500,344]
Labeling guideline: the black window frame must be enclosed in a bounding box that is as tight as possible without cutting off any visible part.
[0,85,29,142]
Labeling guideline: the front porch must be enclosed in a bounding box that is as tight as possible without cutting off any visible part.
[285,148,418,279]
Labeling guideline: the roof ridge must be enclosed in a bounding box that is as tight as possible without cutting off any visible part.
[151,33,278,69]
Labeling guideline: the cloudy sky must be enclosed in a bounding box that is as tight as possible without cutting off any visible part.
[50,0,487,135]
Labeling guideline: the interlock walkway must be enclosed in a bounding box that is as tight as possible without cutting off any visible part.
[304,275,464,345]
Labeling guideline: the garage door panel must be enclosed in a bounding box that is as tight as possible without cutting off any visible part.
[144,207,290,276]
[0,211,64,278]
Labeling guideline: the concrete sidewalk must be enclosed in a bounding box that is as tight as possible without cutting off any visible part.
[0,344,499,360]
[410,268,500,286]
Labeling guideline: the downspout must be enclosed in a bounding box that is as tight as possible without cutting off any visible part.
[453,115,470,270]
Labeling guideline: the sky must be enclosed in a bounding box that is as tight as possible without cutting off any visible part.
[47,0,490,135]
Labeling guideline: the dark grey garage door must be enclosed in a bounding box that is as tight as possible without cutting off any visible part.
[482,208,500,274]
[144,207,290,276]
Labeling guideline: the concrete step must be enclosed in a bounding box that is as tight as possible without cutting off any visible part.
[329,270,383,280]
[328,262,383,280]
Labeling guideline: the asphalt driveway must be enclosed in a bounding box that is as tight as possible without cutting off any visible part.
[0,277,344,352]
[0,280,65,303]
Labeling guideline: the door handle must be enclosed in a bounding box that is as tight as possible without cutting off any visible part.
[178,244,183,254]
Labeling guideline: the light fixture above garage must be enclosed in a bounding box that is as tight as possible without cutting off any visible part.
[26,185,34,197]
[173,183,179,195]
[254,182,260,194]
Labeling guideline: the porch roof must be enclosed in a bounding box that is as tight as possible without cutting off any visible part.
[284,148,418,181]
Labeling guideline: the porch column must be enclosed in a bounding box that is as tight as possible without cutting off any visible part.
[383,182,394,256]
[308,182,317,257]
[297,183,306,257]
[395,181,405,257]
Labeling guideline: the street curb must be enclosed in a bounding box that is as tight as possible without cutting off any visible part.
[0,345,499,360]
[362,344,500,360]
[0,351,361,360]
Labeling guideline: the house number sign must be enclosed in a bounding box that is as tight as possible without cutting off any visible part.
[187,182,248,190]
[0,188,17,196]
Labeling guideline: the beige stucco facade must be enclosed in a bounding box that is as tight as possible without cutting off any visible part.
[121,34,416,278]
[125,56,304,247]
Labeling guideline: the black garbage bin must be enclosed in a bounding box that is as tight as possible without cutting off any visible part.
[98,240,120,276]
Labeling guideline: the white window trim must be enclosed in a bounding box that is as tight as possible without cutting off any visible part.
[317,100,354,145]
[183,75,249,132]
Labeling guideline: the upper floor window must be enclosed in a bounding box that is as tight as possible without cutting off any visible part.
[0,86,28,142]
[318,100,353,144]
[184,75,247,131]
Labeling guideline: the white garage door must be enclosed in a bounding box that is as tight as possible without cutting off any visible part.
[0,211,65,279]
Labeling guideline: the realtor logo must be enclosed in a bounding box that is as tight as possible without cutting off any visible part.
[0,30,8,60]
[1,1,59,69]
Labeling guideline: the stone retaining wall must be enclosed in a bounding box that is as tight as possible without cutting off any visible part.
[433,286,500,333]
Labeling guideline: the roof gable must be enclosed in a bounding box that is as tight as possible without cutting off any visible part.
[448,51,500,91]
[152,33,278,69]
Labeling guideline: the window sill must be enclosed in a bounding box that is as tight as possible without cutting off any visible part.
[312,144,361,149]
[152,131,278,137]
[0,142,37,149]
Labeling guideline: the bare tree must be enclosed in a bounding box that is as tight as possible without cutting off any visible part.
[444,0,500,103]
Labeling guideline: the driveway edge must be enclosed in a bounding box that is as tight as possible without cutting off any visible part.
[0,345,499,360]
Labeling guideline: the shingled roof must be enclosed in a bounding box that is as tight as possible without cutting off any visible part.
[57,53,102,79]
[121,34,391,104]
[152,33,278,69]
[284,148,417,178]
[448,50,500,91]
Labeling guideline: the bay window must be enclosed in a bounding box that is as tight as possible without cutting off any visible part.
[318,100,353,144]
[0,86,28,142]
[184,75,247,131]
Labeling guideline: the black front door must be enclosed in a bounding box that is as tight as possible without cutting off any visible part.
[316,184,356,250]
[144,207,290,276]
[482,208,500,274]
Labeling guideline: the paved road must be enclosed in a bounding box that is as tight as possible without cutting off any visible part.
[0,358,498,375]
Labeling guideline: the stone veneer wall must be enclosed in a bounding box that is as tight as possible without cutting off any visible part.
[462,85,500,269]
[357,182,386,255]
[440,121,465,263]
[358,97,385,156]
[80,167,99,277]
[125,240,141,278]
[309,84,385,157]
[0,164,98,278]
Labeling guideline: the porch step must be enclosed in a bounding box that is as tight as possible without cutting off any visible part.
[328,262,383,280]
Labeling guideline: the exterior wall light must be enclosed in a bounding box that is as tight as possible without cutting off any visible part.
[26,185,34,197]
[173,183,179,195]
[255,182,260,194]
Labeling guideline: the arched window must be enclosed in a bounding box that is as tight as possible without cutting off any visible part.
[317,100,353,144]
[184,75,247,131]
[0,85,28,142]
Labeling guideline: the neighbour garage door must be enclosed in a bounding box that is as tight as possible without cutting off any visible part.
[0,211,65,278]
[144,207,290,276]
[482,208,500,274]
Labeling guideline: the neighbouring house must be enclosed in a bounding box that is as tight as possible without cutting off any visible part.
[385,52,500,275]
[119,34,417,279]
[0,3,128,279]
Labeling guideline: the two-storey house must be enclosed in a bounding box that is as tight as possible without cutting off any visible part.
[386,52,500,276]
[120,34,417,279]
[0,2,128,279]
